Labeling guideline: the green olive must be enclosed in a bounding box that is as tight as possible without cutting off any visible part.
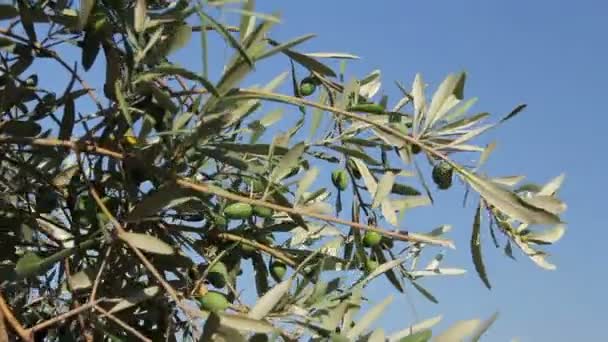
[299,77,316,96]
[364,259,379,273]
[432,162,453,190]
[269,260,287,282]
[362,231,382,248]
[223,203,253,220]
[253,206,273,218]
[331,169,349,191]
[198,291,230,312]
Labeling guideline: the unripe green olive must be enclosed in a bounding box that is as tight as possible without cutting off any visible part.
[299,77,316,97]
[362,231,382,248]
[364,259,379,273]
[223,203,253,220]
[432,162,453,190]
[269,260,287,282]
[253,206,273,218]
[198,291,230,312]
[331,169,349,191]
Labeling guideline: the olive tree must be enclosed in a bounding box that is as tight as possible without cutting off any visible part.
[0,0,567,341]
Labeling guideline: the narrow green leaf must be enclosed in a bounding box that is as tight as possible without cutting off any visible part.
[409,280,438,304]
[270,141,306,182]
[520,195,567,215]
[280,48,336,77]
[217,313,275,334]
[114,80,133,126]
[214,143,288,156]
[328,145,381,165]
[368,328,386,342]
[346,295,393,339]
[538,173,566,196]
[198,9,254,67]
[78,0,94,30]
[248,279,291,320]
[458,167,561,225]
[0,120,41,137]
[397,330,432,342]
[81,31,101,71]
[476,141,497,169]
[119,232,174,255]
[125,182,186,222]
[256,34,316,60]
[147,65,219,96]
[470,312,499,342]
[134,0,146,33]
[17,0,37,42]
[108,286,161,314]
[238,0,256,41]
[0,4,18,20]
[525,224,566,244]
[14,252,43,278]
[500,104,527,123]
[308,88,327,141]
[361,258,405,287]
[68,270,94,291]
[359,70,381,98]
[471,203,491,289]
[372,171,396,208]
[295,167,319,203]
[391,183,421,196]
[434,319,481,342]
[388,316,442,342]
[423,73,463,131]
[58,97,75,140]
[305,52,360,59]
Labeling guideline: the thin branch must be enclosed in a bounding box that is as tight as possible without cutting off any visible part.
[28,299,104,334]
[176,180,454,248]
[94,306,152,342]
[87,186,182,303]
[217,232,297,267]
[0,136,453,248]
[90,246,113,303]
[0,291,31,341]
[0,307,9,342]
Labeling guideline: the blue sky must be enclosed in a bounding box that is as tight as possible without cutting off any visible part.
[243,1,606,340]
[10,0,606,340]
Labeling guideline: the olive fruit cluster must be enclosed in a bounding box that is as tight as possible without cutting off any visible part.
[223,203,273,220]
[432,161,454,190]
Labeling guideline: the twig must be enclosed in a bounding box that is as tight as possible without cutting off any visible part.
[0,307,8,342]
[63,259,91,338]
[216,232,297,267]
[28,299,103,335]
[90,246,113,303]
[177,180,454,248]
[87,186,182,303]
[94,306,152,342]
[0,291,32,341]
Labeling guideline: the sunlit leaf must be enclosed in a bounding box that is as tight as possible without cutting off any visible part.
[471,203,491,289]
[248,279,291,320]
[119,232,174,255]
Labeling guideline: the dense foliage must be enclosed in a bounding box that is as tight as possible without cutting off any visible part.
[0,0,567,341]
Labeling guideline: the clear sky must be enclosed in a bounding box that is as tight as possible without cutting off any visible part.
[12,0,606,340]
[244,1,606,341]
